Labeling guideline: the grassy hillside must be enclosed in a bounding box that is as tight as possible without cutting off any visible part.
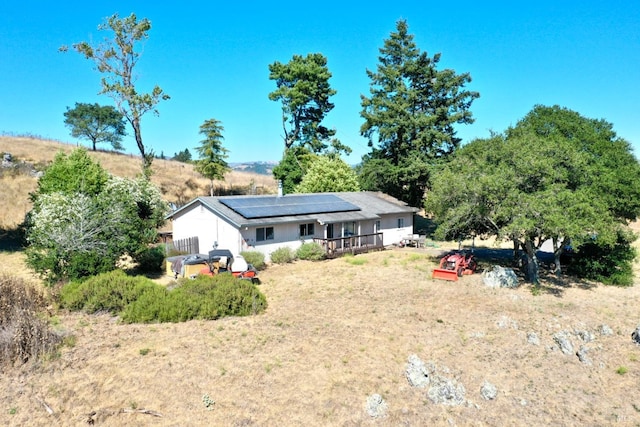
[1,250,640,425]
[0,136,277,228]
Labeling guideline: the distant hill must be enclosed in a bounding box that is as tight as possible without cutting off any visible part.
[0,136,277,227]
[230,161,277,175]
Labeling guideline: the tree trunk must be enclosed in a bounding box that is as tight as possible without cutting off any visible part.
[552,236,563,277]
[512,239,520,265]
[132,117,153,176]
[523,238,539,285]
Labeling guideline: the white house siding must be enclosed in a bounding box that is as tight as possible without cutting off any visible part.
[171,203,242,255]
[378,213,414,245]
[240,222,319,262]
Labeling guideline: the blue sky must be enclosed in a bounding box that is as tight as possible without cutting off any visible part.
[1,1,639,164]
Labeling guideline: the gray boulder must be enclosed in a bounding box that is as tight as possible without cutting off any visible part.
[576,345,592,366]
[405,354,430,388]
[599,324,613,336]
[365,394,388,418]
[527,332,540,346]
[553,331,574,355]
[427,374,466,406]
[480,381,498,400]
[482,266,519,288]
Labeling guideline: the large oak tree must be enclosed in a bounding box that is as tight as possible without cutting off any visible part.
[426,105,640,285]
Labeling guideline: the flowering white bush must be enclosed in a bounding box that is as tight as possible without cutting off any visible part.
[25,150,169,283]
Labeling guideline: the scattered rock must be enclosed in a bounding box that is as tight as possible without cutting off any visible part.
[427,374,466,406]
[632,326,640,346]
[599,324,613,336]
[553,331,574,355]
[482,266,519,288]
[405,354,430,388]
[496,315,518,330]
[575,329,595,343]
[527,332,540,346]
[576,345,592,366]
[365,394,388,418]
[480,381,497,400]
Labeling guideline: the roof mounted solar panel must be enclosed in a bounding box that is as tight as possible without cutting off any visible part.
[219,194,360,219]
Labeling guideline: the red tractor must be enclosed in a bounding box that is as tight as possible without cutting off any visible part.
[432,251,477,281]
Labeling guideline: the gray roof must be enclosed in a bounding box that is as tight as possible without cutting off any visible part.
[167,191,417,228]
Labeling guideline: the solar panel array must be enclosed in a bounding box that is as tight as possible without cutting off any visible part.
[219,194,360,219]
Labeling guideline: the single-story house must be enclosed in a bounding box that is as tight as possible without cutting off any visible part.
[166,191,418,261]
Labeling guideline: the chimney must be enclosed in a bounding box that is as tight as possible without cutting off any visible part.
[277,180,283,197]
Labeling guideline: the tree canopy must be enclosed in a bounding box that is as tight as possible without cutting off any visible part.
[272,146,316,195]
[426,105,640,285]
[268,53,337,153]
[70,13,170,175]
[63,102,126,151]
[194,118,230,196]
[295,155,360,193]
[359,19,479,207]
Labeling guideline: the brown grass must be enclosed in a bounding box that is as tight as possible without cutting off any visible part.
[1,249,639,426]
[0,136,277,227]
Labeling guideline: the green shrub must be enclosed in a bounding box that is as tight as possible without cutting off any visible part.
[134,246,166,274]
[295,242,325,261]
[120,285,172,323]
[121,274,267,323]
[59,269,158,314]
[270,247,295,264]
[60,269,267,324]
[566,230,637,287]
[240,251,266,270]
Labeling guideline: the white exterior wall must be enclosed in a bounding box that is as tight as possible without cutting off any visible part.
[378,213,414,245]
[240,222,319,262]
[171,203,243,255]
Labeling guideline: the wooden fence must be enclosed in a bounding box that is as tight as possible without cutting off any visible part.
[167,236,199,254]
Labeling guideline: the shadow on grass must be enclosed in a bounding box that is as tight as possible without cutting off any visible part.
[0,226,25,252]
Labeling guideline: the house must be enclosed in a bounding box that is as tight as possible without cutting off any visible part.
[166,192,418,260]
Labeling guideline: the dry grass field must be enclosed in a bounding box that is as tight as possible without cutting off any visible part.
[1,136,640,426]
[0,249,639,426]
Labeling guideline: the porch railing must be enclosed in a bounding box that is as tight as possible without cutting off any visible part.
[313,232,384,258]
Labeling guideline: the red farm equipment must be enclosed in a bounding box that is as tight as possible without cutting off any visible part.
[199,249,259,282]
[432,251,477,281]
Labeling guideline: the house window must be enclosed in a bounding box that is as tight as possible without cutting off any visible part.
[256,227,274,241]
[374,220,381,233]
[343,221,356,236]
[397,218,404,229]
[300,223,315,237]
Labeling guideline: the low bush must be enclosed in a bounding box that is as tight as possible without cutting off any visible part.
[61,269,267,324]
[122,274,267,323]
[240,251,266,270]
[134,246,166,274]
[270,247,295,264]
[60,269,158,314]
[0,274,63,366]
[566,230,636,287]
[296,242,325,261]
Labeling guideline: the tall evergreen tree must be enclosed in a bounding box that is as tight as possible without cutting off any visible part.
[194,118,230,196]
[359,20,479,206]
[268,53,337,153]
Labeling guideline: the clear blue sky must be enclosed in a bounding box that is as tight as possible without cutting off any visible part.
[1,1,639,164]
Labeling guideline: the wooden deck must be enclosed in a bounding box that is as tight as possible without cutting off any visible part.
[313,232,384,258]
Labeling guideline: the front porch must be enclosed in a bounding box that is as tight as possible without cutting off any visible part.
[313,232,384,258]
